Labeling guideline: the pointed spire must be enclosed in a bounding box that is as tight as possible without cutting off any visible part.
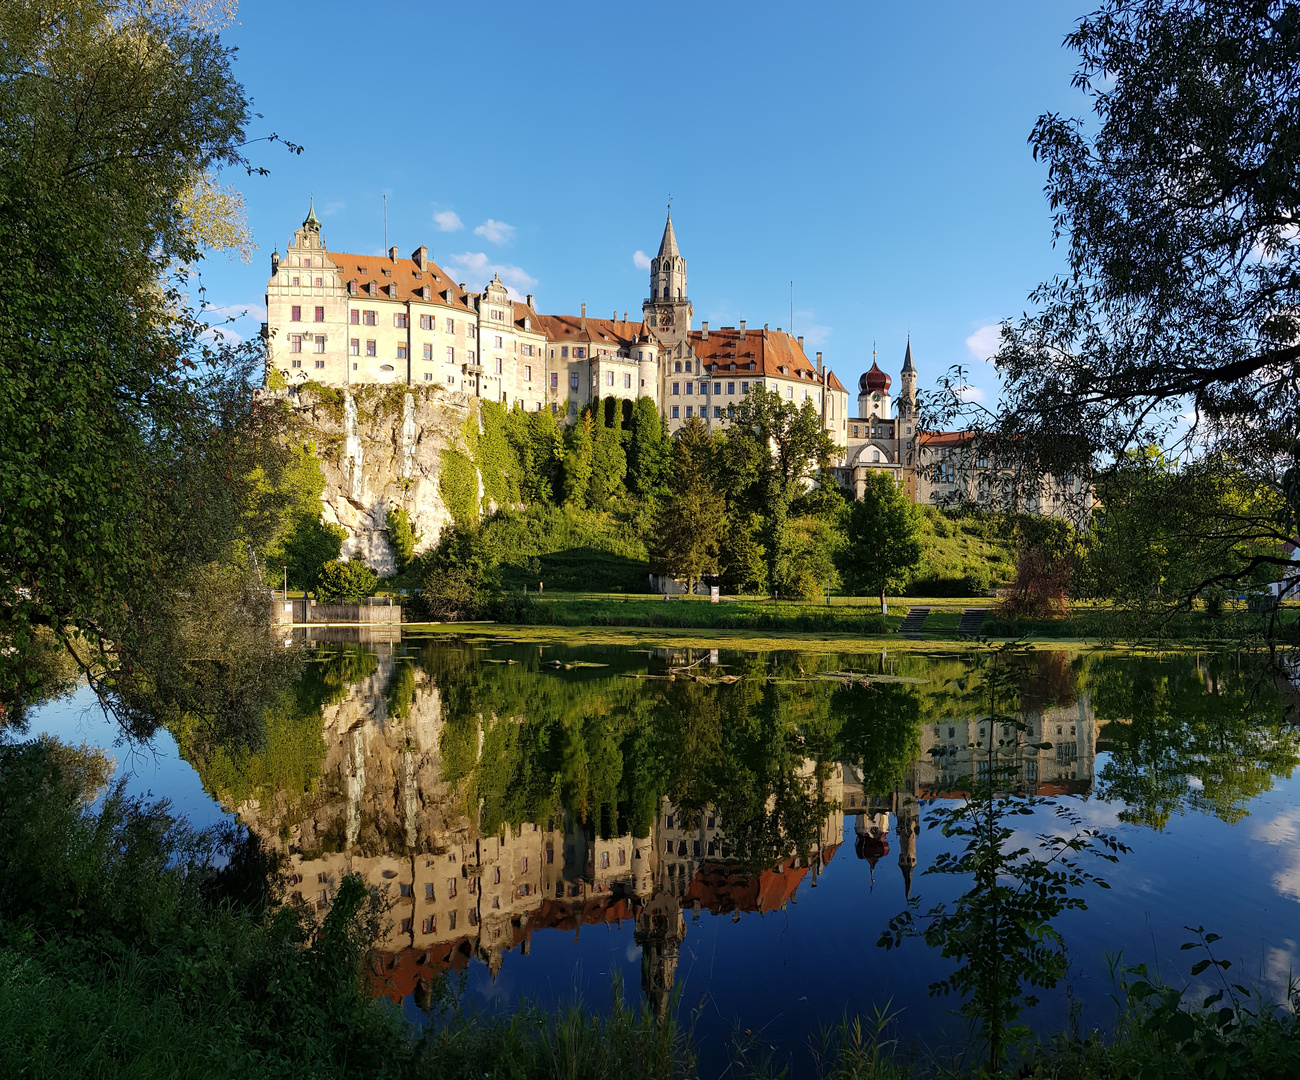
[303,196,321,229]
[902,336,916,373]
[657,208,679,259]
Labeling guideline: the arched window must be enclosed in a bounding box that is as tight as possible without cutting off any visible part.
[662,286,668,298]
[674,361,681,372]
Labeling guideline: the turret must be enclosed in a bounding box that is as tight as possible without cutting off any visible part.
[899,337,917,420]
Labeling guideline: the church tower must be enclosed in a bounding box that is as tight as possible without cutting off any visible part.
[898,337,918,420]
[642,209,693,353]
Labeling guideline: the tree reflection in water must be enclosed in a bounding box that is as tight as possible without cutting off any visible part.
[173,637,1293,1014]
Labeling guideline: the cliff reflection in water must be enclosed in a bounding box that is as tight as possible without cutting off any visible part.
[185,639,1290,1016]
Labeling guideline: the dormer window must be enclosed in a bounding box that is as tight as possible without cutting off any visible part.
[382,268,392,277]
[359,267,368,275]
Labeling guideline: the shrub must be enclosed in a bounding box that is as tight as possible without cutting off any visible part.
[315,557,377,604]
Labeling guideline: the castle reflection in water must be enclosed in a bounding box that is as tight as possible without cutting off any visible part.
[237,641,1097,1016]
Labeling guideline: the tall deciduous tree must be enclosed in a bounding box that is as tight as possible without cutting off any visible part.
[650,419,726,595]
[0,1,300,739]
[626,396,672,500]
[722,388,838,596]
[839,472,922,614]
[969,0,1300,622]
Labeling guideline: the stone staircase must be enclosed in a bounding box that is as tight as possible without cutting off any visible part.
[898,606,930,638]
[958,608,991,636]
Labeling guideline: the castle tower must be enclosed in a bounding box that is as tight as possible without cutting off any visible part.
[635,893,687,1024]
[858,356,892,419]
[898,337,917,420]
[642,209,693,353]
[896,792,920,898]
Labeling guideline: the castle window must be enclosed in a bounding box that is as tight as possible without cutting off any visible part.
[359,267,368,275]
[550,372,558,390]
[606,371,614,386]
[873,450,881,462]
[446,346,455,363]
[446,374,455,385]
[468,325,476,339]
[853,425,858,437]
[291,359,301,369]
[662,286,668,298]
[366,340,376,356]
[674,361,681,372]
[289,335,302,353]
[363,310,376,326]
[525,365,532,381]
[618,849,626,866]
[493,334,503,349]
[448,911,457,931]
[467,351,476,364]
[671,406,679,418]
[350,310,359,325]
[423,343,433,361]
[394,313,409,329]
[290,306,301,322]
[684,382,692,395]
[425,883,434,901]
[574,348,585,359]
[350,339,359,356]
[685,406,693,417]
[495,358,503,375]
[315,277,323,288]
[313,336,325,353]
[671,382,679,395]
[714,382,721,395]
[624,372,632,389]
[420,314,433,330]
[684,361,692,372]
[380,364,394,372]
[713,406,722,418]
[446,317,455,333]
[397,343,407,360]
[727,382,734,394]
[741,381,749,394]
[561,346,569,358]
[291,276,300,286]
[570,372,579,390]
[786,387,793,399]
[422,916,434,934]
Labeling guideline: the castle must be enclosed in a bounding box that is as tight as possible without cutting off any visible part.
[265,202,1087,517]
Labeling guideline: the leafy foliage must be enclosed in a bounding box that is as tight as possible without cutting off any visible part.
[315,558,378,604]
[839,471,922,610]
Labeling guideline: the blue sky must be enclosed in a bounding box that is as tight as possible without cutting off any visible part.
[201,1,1090,407]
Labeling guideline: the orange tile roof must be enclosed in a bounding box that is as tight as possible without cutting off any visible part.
[534,313,645,347]
[325,249,476,313]
[688,327,848,396]
[917,431,974,448]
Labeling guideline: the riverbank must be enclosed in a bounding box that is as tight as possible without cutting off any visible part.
[402,591,1299,649]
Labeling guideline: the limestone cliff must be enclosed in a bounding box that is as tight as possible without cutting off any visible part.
[289,383,476,576]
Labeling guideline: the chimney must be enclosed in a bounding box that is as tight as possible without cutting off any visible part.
[623,311,628,322]
[412,244,428,270]
[580,302,587,331]
[739,320,746,340]
[798,335,804,352]
[816,351,823,375]
[613,310,618,322]
[389,245,399,262]
[458,283,466,291]
[701,321,708,340]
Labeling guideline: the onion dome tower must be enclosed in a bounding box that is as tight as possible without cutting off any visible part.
[858,354,893,419]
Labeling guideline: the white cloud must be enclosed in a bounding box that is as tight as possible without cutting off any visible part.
[633,249,652,271]
[199,325,243,344]
[1252,807,1300,901]
[966,323,1003,363]
[321,201,345,218]
[433,210,463,232]
[792,308,831,350]
[474,218,516,245]
[443,251,537,298]
[955,384,987,403]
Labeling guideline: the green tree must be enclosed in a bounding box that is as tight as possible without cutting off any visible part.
[0,0,304,739]
[721,388,838,597]
[315,558,377,604]
[839,471,923,613]
[561,414,595,506]
[418,524,488,620]
[384,506,421,571]
[586,424,628,509]
[626,396,672,500]
[972,0,1300,629]
[649,419,726,595]
[268,515,346,592]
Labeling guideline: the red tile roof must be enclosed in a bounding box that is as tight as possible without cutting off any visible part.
[326,250,476,313]
[533,313,645,348]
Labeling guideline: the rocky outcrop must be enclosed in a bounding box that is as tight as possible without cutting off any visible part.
[291,384,471,576]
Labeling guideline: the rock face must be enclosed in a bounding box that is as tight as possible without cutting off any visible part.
[291,384,471,576]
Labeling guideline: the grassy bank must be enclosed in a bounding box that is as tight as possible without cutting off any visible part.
[3,737,1299,1078]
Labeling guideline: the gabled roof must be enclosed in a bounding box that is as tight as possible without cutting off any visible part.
[688,326,848,395]
[325,250,476,313]
[534,314,645,348]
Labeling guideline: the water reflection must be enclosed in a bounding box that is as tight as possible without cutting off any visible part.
[175,639,1294,1019]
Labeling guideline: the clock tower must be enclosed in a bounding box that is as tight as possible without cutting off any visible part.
[642,209,693,353]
